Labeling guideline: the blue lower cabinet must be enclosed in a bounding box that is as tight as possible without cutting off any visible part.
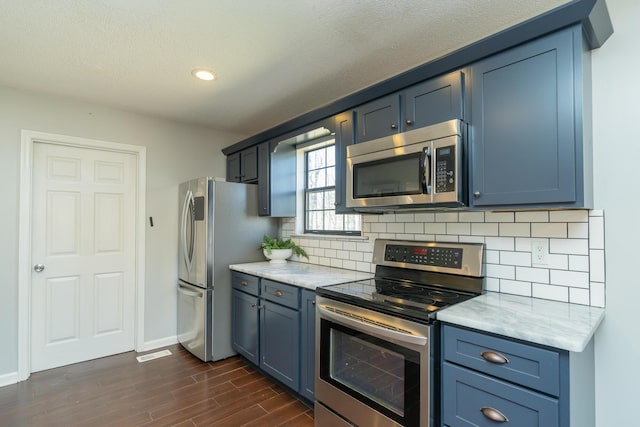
[259,300,300,391]
[231,289,259,365]
[299,289,316,401]
[442,362,559,427]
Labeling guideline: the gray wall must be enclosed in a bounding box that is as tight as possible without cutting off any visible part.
[0,86,244,376]
[591,0,640,423]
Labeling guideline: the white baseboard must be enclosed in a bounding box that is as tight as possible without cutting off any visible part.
[0,371,18,388]
[140,335,178,352]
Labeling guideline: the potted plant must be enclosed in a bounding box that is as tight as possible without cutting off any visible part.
[260,234,309,264]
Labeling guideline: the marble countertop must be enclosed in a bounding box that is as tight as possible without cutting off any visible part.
[436,292,605,352]
[229,262,373,290]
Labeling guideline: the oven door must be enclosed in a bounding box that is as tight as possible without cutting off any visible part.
[315,296,432,427]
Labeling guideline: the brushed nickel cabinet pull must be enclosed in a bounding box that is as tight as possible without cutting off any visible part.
[275,289,284,297]
[241,280,248,286]
[481,350,510,365]
[480,406,509,423]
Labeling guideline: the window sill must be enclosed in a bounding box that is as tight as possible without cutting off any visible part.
[290,233,369,242]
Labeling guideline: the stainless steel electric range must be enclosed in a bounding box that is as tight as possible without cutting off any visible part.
[314,239,485,427]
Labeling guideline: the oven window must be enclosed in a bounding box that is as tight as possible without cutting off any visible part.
[330,328,406,415]
[320,319,421,425]
[353,153,422,198]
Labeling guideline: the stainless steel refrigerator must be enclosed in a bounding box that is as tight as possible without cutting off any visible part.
[178,177,276,362]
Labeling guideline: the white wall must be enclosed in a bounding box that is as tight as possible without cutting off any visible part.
[591,0,640,424]
[0,86,245,377]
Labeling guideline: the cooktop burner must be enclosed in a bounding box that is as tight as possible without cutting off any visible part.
[315,240,485,323]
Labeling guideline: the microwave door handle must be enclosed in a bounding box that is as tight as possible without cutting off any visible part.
[421,147,432,194]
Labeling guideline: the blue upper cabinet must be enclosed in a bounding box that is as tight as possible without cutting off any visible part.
[355,70,465,143]
[469,24,592,209]
[226,146,258,183]
[333,111,356,214]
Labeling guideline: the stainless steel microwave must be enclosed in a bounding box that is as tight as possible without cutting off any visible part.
[346,119,466,211]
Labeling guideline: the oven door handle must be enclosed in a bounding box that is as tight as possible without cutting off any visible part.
[318,305,428,346]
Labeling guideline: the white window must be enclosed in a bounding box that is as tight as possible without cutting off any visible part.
[305,144,361,235]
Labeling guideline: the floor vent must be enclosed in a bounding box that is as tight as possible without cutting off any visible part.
[136,349,172,363]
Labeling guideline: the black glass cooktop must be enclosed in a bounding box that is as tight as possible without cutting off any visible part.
[316,277,478,323]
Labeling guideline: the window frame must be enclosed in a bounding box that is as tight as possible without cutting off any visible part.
[304,144,361,236]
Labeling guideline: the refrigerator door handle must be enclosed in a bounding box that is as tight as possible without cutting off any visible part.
[181,190,196,272]
[178,285,203,298]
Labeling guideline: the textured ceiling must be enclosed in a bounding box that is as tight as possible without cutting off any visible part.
[0,0,569,136]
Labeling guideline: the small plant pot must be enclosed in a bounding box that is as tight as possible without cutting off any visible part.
[263,248,293,264]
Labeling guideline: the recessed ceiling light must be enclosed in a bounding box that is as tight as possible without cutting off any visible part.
[191,69,215,81]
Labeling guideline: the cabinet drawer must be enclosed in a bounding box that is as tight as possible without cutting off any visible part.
[262,279,299,309]
[443,325,560,396]
[442,362,559,427]
[231,272,260,296]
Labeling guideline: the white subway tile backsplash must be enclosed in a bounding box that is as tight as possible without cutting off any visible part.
[349,251,364,262]
[532,284,569,302]
[485,212,515,223]
[486,277,500,292]
[459,211,485,222]
[550,210,588,222]
[550,238,589,255]
[435,235,459,242]
[387,223,405,233]
[414,212,435,222]
[458,235,485,244]
[425,223,447,234]
[517,267,549,283]
[589,209,604,217]
[500,251,531,266]
[379,214,396,223]
[331,241,343,250]
[485,250,500,264]
[568,255,589,272]
[570,288,591,305]
[284,209,604,307]
[531,223,567,238]
[546,253,569,270]
[371,223,387,233]
[516,211,549,222]
[405,223,424,234]
[568,222,589,239]
[589,216,605,249]
[550,270,589,288]
[472,223,499,236]
[589,249,606,283]
[500,280,532,296]
[590,282,605,308]
[499,223,530,237]
[486,264,515,280]
[436,212,459,222]
[395,213,415,223]
[447,223,470,235]
[485,237,515,251]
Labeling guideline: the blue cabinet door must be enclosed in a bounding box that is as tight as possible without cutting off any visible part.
[300,289,316,401]
[226,152,241,183]
[355,93,400,143]
[334,111,355,214]
[442,362,559,427]
[404,71,465,130]
[231,289,259,365]
[260,300,300,391]
[470,25,585,208]
[240,146,258,182]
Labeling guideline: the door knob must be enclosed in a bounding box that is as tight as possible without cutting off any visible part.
[33,264,45,273]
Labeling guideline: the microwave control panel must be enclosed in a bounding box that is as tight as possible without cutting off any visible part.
[435,145,456,193]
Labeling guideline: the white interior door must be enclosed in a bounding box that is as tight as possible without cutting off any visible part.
[30,142,137,372]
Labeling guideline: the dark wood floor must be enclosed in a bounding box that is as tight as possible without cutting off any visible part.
[0,345,314,427]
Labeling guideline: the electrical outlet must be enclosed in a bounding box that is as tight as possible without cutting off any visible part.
[531,239,548,266]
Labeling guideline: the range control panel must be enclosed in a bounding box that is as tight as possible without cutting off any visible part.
[384,244,462,269]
